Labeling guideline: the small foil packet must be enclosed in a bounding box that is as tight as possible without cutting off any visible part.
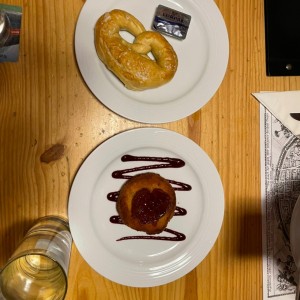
[152,5,191,40]
[0,3,22,62]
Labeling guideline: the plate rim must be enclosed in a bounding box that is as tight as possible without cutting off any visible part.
[290,195,300,268]
[74,0,229,123]
[68,127,224,287]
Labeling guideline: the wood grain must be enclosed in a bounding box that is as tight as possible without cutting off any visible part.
[1,0,300,299]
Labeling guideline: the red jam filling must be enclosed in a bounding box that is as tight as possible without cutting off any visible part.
[131,188,171,224]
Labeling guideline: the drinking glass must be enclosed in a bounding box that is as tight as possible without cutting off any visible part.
[0,216,72,300]
[0,10,10,47]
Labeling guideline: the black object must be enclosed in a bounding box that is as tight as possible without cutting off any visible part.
[290,113,300,121]
[264,0,300,76]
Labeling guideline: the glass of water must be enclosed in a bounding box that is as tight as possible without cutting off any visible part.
[0,10,10,47]
[0,216,72,300]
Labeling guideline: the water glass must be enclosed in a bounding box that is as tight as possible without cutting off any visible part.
[0,216,72,300]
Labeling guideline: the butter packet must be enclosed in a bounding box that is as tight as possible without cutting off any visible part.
[0,3,22,62]
[152,5,191,40]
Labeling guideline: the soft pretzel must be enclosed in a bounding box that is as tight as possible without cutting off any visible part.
[94,9,178,91]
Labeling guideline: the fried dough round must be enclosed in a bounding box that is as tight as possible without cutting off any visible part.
[117,172,176,234]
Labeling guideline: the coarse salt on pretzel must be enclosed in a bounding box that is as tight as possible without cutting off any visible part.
[94,9,178,91]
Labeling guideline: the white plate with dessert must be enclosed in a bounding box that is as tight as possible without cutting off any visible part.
[75,0,229,123]
[68,128,224,287]
[291,195,300,268]
[290,194,300,298]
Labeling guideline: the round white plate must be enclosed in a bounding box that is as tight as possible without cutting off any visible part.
[68,128,224,287]
[75,0,229,123]
[290,195,300,268]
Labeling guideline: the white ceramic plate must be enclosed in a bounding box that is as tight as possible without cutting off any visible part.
[68,128,224,287]
[75,0,229,123]
[290,195,300,268]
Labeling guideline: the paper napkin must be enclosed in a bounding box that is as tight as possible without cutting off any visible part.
[252,91,300,137]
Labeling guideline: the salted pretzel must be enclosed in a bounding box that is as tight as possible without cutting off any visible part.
[94,9,178,91]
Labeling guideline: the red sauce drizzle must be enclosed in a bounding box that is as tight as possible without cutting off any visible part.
[107,155,192,241]
[110,216,186,241]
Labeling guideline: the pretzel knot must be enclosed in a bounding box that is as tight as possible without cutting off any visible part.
[94,9,178,91]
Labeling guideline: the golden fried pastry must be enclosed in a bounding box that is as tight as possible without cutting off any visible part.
[94,9,178,91]
[117,172,176,234]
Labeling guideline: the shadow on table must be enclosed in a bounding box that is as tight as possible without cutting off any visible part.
[237,204,262,257]
[0,218,32,268]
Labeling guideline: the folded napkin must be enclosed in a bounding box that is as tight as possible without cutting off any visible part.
[252,91,300,137]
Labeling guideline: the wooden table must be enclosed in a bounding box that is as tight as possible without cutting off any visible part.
[1,0,300,299]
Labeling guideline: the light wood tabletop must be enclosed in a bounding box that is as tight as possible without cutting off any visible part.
[1,0,300,299]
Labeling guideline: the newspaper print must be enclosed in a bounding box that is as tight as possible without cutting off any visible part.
[261,106,299,299]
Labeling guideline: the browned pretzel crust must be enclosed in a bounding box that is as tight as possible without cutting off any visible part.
[94,9,178,90]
